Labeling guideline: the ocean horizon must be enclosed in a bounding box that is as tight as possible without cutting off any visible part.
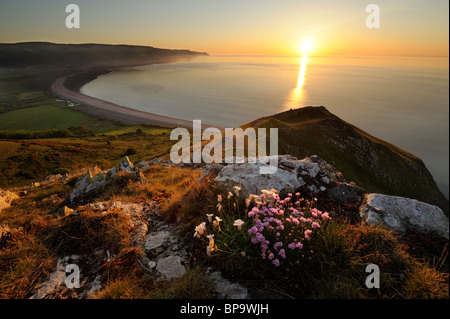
[81,55,449,198]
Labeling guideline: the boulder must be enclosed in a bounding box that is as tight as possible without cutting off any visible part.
[215,161,305,197]
[214,155,343,198]
[119,156,134,172]
[327,182,366,205]
[107,167,118,178]
[360,193,449,239]
[69,171,107,203]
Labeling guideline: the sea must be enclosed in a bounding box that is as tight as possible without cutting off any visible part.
[80,55,449,197]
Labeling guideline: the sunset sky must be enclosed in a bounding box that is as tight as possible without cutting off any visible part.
[0,0,448,56]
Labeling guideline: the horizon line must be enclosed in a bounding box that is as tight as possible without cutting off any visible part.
[1,41,448,59]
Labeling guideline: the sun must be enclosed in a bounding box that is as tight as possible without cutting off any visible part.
[300,40,313,54]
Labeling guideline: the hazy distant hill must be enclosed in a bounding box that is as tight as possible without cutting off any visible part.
[0,42,208,67]
[245,106,449,213]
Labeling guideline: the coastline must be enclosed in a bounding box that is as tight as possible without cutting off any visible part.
[50,67,221,130]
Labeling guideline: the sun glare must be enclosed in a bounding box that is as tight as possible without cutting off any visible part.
[300,40,313,54]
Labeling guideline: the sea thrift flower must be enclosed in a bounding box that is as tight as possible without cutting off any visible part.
[312,222,320,229]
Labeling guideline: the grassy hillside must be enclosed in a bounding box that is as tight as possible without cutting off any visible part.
[0,42,207,67]
[244,106,449,213]
[0,126,175,188]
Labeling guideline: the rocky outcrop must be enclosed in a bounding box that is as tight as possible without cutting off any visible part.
[214,155,345,198]
[360,193,449,239]
[0,190,18,213]
[69,171,107,203]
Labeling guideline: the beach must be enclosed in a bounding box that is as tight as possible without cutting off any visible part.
[50,68,219,130]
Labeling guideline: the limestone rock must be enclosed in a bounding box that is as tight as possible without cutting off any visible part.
[135,160,150,170]
[119,156,134,172]
[107,166,118,178]
[360,193,449,239]
[156,256,186,280]
[69,171,106,203]
[209,271,248,299]
[144,231,170,252]
[215,161,304,197]
[328,182,366,205]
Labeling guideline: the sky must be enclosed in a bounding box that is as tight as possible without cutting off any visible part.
[0,0,448,56]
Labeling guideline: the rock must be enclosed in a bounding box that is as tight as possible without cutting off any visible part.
[327,182,366,205]
[360,193,449,239]
[107,167,118,178]
[198,164,224,183]
[119,156,134,172]
[144,231,170,252]
[135,160,150,170]
[0,190,19,212]
[85,172,107,193]
[69,171,107,203]
[149,158,162,165]
[209,271,248,299]
[61,206,74,216]
[215,161,305,197]
[30,255,81,299]
[111,201,149,245]
[156,256,186,280]
[134,168,148,185]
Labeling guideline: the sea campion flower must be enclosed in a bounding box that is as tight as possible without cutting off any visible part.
[234,219,245,230]
[213,216,222,228]
[206,214,214,223]
[194,222,206,238]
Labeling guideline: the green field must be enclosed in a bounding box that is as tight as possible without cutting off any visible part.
[0,104,99,131]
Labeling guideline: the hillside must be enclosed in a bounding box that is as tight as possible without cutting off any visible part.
[244,106,449,214]
[0,42,208,67]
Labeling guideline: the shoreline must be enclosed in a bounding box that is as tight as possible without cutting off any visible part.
[49,67,222,130]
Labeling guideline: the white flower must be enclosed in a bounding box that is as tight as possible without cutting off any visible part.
[206,214,214,223]
[207,234,215,252]
[213,216,222,228]
[233,186,241,196]
[217,194,222,202]
[227,191,233,199]
[233,219,245,230]
[194,222,206,237]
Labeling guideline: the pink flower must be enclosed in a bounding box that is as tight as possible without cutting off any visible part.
[273,259,280,267]
[305,229,313,240]
[312,222,321,229]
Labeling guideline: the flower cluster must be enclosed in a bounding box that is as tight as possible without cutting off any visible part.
[193,185,243,256]
[246,189,330,267]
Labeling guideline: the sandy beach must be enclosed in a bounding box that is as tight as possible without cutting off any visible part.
[50,69,220,130]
